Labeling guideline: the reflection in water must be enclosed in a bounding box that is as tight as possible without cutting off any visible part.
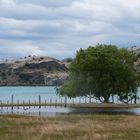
[0,106,140,116]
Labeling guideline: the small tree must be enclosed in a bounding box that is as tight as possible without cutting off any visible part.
[58,44,139,103]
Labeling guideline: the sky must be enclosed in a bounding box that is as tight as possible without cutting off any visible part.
[0,0,140,60]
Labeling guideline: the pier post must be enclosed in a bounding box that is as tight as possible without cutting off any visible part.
[55,99,57,107]
[39,95,41,109]
[45,100,47,108]
[61,98,62,107]
[1,101,2,109]
[17,100,19,109]
[29,100,30,109]
[96,98,97,103]
[73,98,74,105]
[89,94,92,103]
[23,100,25,109]
[64,96,67,107]
[50,99,52,107]
[34,101,36,108]
[7,100,9,109]
[134,94,137,104]
[79,97,81,104]
[11,95,14,110]
[85,97,87,104]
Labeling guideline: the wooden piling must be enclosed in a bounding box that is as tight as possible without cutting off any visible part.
[55,99,57,107]
[11,95,14,110]
[45,100,47,108]
[89,95,91,103]
[61,98,63,107]
[85,97,87,104]
[1,101,3,109]
[39,95,41,109]
[7,100,9,109]
[134,94,137,104]
[23,100,25,109]
[79,97,81,104]
[96,98,97,103]
[34,101,36,108]
[50,99,52,107]
[64,96,67,107]
[17,100,19,109]
[29,100,30,109]
[73,98,74,105]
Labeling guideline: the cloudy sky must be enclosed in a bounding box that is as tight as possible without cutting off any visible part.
[0,0,140,59]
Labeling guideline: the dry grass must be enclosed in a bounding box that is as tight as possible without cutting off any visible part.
[0,114,140,140]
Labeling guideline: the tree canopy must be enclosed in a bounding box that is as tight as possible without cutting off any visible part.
[57,44,140,103]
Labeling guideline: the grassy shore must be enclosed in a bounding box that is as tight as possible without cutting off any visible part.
[70,103,140,108]
[0,114,140,140]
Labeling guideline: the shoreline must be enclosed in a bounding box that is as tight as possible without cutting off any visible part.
[69,103,140,109]
[1,103,140,109]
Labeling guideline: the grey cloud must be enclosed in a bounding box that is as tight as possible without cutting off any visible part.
[0,0,140,59]
[15,0,75,8]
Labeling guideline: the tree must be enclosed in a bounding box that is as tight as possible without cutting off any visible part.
[57,44,139,103]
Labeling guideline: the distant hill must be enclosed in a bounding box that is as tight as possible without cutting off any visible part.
[128,46,140,72]
[1,46,140,86]
[0,56,70,86]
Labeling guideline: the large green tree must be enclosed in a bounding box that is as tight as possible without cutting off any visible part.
[58,44,139,103]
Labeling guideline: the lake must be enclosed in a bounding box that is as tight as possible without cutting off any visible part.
[0,86,140,116]
[0,86,89,104]
[0,86,140,103]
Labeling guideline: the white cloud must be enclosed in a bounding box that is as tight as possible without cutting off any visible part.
[0,0,140,59]
[0,39,44,58]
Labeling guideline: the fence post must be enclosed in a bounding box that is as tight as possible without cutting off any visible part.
[45,100,47,108]
[34,101,36,108]
[11,95,14,110]
[134,94,137,104]
[29,100,30,109]
[7,100,9,109]
[89,95,91,103]
[39,95,41,109]
[55,99,57,107]
[85,97,87,104]
[50,99,52,107]
[17,100,19,109]
[79,97,81,104]
[73,98,74,105]
[1,101,2,109]
[64,96,67,107]
[23,100,25,109]
[61,98,62,107]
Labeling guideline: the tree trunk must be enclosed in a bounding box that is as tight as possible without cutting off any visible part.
[112,94,114,103]
[104,97,110,103]
[134,93,137,104]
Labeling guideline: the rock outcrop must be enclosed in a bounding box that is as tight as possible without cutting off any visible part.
[128,46,140,72]
[0,56,69,86]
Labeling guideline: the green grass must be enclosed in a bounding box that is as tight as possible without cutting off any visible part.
[0,114,140,140]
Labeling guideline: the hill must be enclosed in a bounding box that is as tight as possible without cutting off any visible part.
[1,46,140,86]
[0,56,69,86]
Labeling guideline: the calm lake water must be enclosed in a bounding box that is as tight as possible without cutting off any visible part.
[0,86,87,103]
[0,86,140,116]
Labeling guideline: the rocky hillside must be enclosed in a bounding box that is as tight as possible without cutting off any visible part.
[128,46,140,72]
[0,56,69,86]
